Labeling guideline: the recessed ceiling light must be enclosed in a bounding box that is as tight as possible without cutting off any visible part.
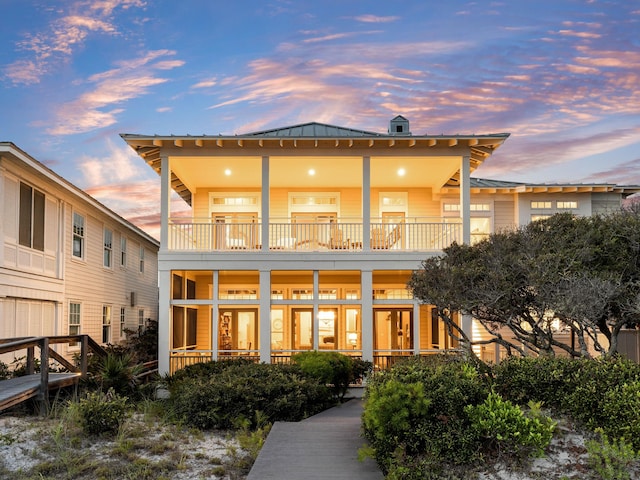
[224,169,232,176]
[397,168,406,176]
[308,169,316,176]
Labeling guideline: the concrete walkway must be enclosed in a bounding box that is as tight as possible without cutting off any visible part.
[247,398,384,479]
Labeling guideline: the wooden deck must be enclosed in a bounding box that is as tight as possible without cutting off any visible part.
[0,372,81,412]
[0,335,105,413]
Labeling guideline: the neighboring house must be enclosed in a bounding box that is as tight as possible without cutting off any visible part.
[0,142,159,364]
[121,117,639,374]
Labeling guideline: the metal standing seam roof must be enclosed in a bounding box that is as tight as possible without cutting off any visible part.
[243,122,383,138]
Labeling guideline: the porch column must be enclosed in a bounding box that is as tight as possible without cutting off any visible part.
[460,155,471,245]
[361,270,373,362]
[313,270,319,350]
[158,268,171,375]
[413,302,420,355]
[461,314,473,351]
[261,156,270,251]
[160,154,171,250]
[259,269,271,363]
[211,271,219,360]
[362,156,371,250]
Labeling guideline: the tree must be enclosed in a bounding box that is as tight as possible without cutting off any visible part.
[408,210,640,359]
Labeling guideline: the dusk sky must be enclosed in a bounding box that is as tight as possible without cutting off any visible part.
[2,0,639,238]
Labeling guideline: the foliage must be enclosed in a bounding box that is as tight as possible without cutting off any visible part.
[122,319,159,363]
[72,389,130,436]
[408,210,640,359]
[0,360,9,380]
[362,356,489,474]
[465,393,556,458]
[291,351,354,400]
[600,382,640,450]
[86,351,144,396]
[167,360,333,429]
[587,428,639,480]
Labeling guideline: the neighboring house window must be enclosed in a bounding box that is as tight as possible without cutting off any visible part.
[103,228,113,268]
[120,307,126,337]
[470,203,491,212]
[531,201,552,209]
[557,201,578,209]
[19,182,45,251]
[73,213,85,259]
[102,305,112,344]
[139,246,145,273]
[138,309,145,332]
[120,236,127,267]
[69,302,81,336]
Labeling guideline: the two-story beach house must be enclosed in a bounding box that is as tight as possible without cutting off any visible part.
[0,143,159,362]
[121,117,639,374]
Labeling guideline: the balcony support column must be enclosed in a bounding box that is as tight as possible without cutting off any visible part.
[413,302,420,355]
[313,271,319,350]
[361,270,373,362]
[211,270,219,361]
[362,156,371,250]
[259,270,271,363]
[460,155,471,245]
[160,154,171,251]
[261,156,270,251]
[158,267,170,375]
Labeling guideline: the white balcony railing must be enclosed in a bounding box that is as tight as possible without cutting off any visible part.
[167,217,462,252]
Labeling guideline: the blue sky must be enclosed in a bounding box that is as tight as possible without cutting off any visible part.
[2,0,639,237]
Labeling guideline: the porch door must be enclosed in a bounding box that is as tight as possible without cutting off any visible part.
[218,308,258,352]
[382,212,405,249]
[373,308,413,351]
[291,213,336,247]
[212,213,257,249]
[291,308,314,350]
[318,308,338,350]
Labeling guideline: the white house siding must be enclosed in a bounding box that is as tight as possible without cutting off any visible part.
[494,199,515,232]
[0,143,159,364]
[591,192,623,215]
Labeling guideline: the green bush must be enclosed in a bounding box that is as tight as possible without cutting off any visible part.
[492,355,580,407]
[465,393,556,458]
[587,428,639,480]
[600,382,640,450]
[362,356,489,474]
[291,351,354,400]
[75,389,129,436]
[168,360,333,429]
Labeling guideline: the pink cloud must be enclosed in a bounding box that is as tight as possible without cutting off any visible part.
[353,15,400,23]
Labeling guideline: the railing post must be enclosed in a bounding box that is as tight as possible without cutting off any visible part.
[39,337,49,415]
[26,346,35,374]
[80,335,89,379]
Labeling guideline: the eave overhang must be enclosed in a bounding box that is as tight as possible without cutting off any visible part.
[121,132,510,206]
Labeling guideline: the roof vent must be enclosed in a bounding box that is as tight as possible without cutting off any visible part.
[388,115,411,136]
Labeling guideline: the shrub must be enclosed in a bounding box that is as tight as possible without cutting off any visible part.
[362,356,489,474]
[291,351,353,400]
[587,428,639,480]
[465,393,556,458]
[600,381,640,450]
[492,355,580,407]
[74,389,129,436]
[168,360,333,429]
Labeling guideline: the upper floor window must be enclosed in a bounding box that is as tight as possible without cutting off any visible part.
[531,201,552,209]
[19,182,45,251]
[120,236,127,267]
[211,196,258,206]
[103,228,113,268]
[470,203,491,212]
[139,245,145,273]
[557,201,578,209]
[443,203,460,212]
[73,213,85,259]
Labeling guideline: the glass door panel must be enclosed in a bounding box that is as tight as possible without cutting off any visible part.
[374,308,413,351]
[292,308,313,350]
[318,308,338,350]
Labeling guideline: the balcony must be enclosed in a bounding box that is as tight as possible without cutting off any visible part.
[167,217,461,252]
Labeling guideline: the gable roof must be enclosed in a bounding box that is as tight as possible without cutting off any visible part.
[243,122,381,138]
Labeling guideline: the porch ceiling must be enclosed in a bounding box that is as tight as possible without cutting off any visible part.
[170,154,461,192]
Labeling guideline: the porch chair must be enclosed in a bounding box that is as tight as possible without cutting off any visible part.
[329,228,349,249]
[370,224,403,249]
